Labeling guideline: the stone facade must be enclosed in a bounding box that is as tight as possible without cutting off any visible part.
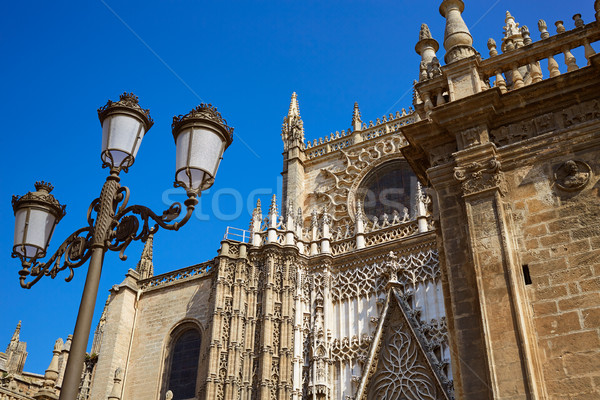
[13,1,600,399]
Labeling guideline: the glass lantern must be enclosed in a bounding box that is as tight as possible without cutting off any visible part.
[97,92,154,172]
[12,181,66,260]
[171,104,233,194]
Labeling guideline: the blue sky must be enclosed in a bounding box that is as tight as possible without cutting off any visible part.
[0,0,591,373]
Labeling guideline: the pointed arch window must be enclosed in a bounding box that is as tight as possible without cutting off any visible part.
[163,324,202,400]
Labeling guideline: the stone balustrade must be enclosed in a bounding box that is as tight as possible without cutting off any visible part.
[484,18,599,94]
[139,261,213,290]
[414,10,600,114]
[305,111,416,160]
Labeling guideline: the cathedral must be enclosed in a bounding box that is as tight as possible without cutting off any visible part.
[3,0,600,399]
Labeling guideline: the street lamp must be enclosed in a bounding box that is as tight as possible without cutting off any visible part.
[11,93,233,400]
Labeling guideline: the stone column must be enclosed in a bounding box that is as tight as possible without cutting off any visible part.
[355,202,366,249]
[202,255,232,399]
[320,211,331,254]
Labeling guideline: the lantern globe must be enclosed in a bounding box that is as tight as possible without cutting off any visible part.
[171,104,233,194]
[12,181,66,260]
[97,92,154,172]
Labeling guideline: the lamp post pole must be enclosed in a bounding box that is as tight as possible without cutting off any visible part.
[58,173,120,400]
[11,93,234,400]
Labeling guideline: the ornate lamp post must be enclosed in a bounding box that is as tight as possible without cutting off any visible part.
[11,93,233,400]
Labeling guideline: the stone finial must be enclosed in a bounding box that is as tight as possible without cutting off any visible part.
[166,391,173,400]
[45,339,62,381]
[521,26,532,45]
[10,321,21,344]
[352,102,362,131]
[310,208,319,229]
[355,200,365,221]
[64,335,72,351]
[487,38,498,56]
[267,195,279,231]
[538,19,550,39]
[254,198,262,218]
[288,92,300,118]
[33,337,62,400]
[555,20,566,33]
[419,23,432,40]
[439,0,476,63]
[269,195,278,215]
[136,233,154,280]
[250,198,263,233]
[416,23,440,81]
[53,339,62,353]
[108,368,124,400]
[322,210,331,226]
[573,14,584,28]
[502,11,524,51]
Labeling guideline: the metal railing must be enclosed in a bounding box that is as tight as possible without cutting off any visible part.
[223,226,252,243]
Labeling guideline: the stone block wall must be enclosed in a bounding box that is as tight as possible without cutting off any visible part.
[122,276,212,399]
[88,272,212,400]
[509,153,600,398]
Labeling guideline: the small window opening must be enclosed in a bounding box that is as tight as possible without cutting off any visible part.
[522,265,532,285]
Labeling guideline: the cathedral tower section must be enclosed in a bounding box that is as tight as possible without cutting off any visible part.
[281,93,307,218]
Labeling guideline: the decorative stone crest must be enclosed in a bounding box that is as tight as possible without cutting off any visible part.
[453,158,507,196]
[554,160,591,191]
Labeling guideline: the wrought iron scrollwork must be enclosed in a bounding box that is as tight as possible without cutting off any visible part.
[15,177,198,288]
[14,226,94,289]
[107,194,195,261]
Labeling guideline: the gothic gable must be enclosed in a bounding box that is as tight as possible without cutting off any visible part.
[357,289,452,400]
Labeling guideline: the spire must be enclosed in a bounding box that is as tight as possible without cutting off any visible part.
[415,23,441,81]
[439,0,476,64]
[282,92,305,151]
[250,198,263,234]
[253,198,262,219]
[288,92,300,118]
[136,234,154,280]
[269,194,278,215]
[352,102,362,131]
[11,321,21,343]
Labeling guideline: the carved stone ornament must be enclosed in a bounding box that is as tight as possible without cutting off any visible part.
[429,143,457,167]
[554,160,591,192]
[460,127,483,149]
[454,158,507,196]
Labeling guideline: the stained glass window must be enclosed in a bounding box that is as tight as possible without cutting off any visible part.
[359,161,418,220]
[166,328,201,399]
